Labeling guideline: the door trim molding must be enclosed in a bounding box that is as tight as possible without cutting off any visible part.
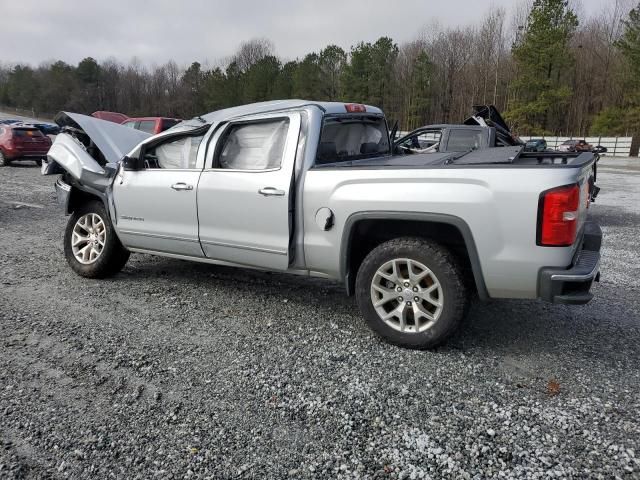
[200,239,287,255]
[119,229,200,243]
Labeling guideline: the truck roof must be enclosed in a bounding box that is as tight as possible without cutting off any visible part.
[187,100,383,127]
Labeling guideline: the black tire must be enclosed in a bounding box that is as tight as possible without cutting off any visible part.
[35,158,43,167]
[355,237,468,350]
[64,200,130,278]
[0,150,8,167]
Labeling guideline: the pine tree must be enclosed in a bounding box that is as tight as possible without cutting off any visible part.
[506,0,578,134]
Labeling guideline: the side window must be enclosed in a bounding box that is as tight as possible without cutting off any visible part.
[123,121,136,129]
[217,118,289,170]
[398,130,442,153]
[138,120,156,134]
[447,130,483,152]
[143,135,204,169]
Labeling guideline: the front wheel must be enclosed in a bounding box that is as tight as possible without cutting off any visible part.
[355,237,468,349]
[64,200,130,278]
[0,151,8,166]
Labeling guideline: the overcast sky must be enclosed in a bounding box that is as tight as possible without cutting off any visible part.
[2,0,610,67]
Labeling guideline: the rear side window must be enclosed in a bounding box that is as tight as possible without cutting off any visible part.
[138,120,156,134]
[217,119,290,170]
[446,130,483,152]
[316,115,389,165]
[123,121,137,129]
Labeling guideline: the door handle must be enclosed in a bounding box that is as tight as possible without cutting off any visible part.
[171,183,193,191]
[258,187,285,196]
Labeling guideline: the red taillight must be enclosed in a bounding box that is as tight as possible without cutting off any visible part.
[345,103,366,113]
[538,184,580,246]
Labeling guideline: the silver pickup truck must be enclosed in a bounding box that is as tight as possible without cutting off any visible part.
[43,100,602,349]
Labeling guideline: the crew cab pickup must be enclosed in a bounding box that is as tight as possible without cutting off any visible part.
[42,100,602,349]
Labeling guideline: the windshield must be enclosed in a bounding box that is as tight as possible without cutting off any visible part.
[316,115,389,165]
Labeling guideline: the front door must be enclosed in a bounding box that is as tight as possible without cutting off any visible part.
[113,131,206,257]
[197,112,301,270]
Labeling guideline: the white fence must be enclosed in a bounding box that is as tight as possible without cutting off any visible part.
[520,136,633,157]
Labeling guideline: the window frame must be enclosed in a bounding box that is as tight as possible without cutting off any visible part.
[314,113,390,166]
[208,116,292,173]
[135,125,210,172]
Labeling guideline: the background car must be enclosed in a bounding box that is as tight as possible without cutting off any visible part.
[524,138,547,152]
[91,111,129,124]
[557,139,592,152]
[0,125,52,166]
[121,116,182,134]
[28,122,61,136]
[0,119,22,125]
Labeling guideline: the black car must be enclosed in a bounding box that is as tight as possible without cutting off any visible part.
[524,139,547,152]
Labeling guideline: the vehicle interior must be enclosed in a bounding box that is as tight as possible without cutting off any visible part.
[316,115,390,165]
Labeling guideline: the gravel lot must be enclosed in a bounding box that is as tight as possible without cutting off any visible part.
[1,157,639,479]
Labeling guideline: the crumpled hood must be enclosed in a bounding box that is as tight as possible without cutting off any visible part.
[55,111,151,163]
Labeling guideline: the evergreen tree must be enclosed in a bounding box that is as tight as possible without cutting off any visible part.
[613,2,640,152]
[293,53,323,99]
[406,52,433,130]
[506,0,578,133]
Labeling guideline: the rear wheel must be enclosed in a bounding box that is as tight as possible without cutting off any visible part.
[0,151,8,167]
[64,200,130,278]
[355,237,468,349]
[35,158,43,167]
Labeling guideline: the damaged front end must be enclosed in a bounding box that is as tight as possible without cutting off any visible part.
[43,112,150,214]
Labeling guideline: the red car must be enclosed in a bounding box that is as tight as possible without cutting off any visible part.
[0,125,52,166]
[121,117,182,135]
[91,111,129,124]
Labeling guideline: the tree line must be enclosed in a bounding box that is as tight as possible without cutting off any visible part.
[1,0,639,137]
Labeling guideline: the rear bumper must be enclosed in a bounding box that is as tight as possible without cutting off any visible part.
[539,221,602,305]
[5,149,49,159]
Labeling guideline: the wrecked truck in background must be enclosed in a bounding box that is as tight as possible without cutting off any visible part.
[43,100,602,349]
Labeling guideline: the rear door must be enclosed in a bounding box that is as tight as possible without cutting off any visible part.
[197,112,301,270]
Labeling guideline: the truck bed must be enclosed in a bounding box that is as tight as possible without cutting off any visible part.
[313,146,596,169]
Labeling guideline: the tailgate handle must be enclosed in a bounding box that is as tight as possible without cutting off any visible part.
[171,183,193,191]
[258,187,285,196]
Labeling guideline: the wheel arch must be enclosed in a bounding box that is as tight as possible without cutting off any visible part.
[65,182,110,216]
[340,211,489,300]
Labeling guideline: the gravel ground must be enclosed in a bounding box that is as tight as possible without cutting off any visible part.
[1,157,639,479]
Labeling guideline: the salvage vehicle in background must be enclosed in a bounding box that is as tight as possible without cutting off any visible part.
[28,122,61,136]
[42,100,602,349]
[393,105,524,155]
[524,139,547,152]
[558,139,592,153]
[0,124,52,166]
[121,116,182,134]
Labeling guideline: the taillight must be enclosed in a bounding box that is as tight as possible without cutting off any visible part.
[345,103,366,113]
[537,184,580,246]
